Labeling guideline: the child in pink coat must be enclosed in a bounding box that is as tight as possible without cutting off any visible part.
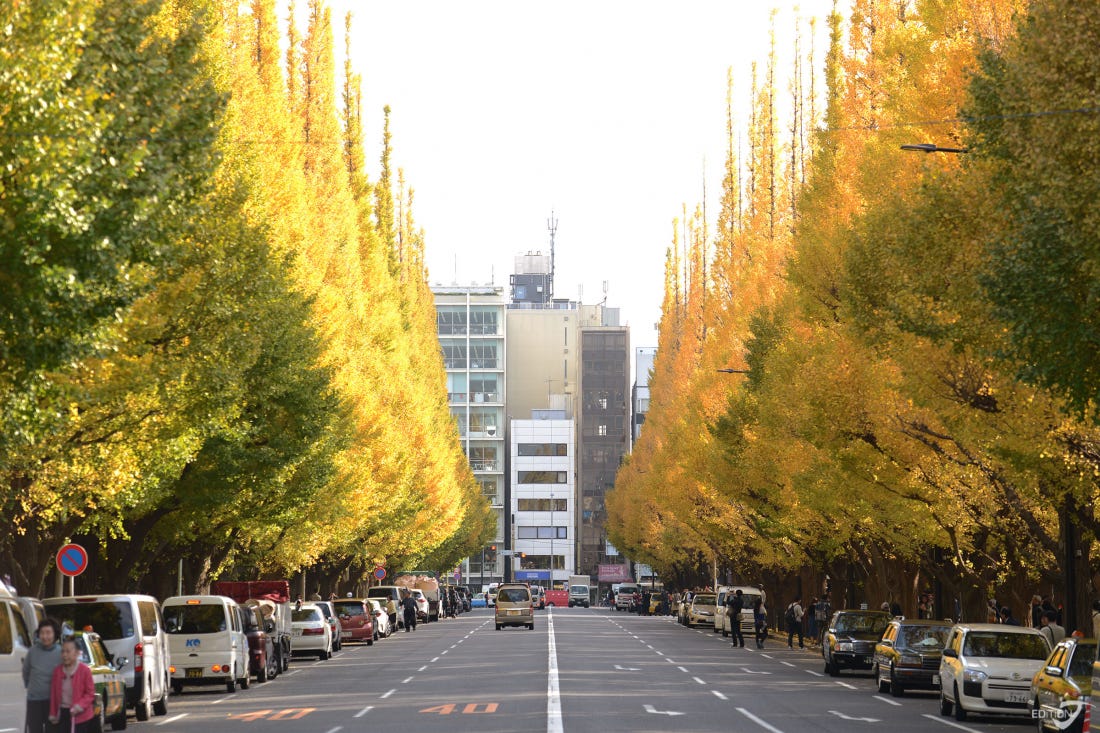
[49,637,96,733]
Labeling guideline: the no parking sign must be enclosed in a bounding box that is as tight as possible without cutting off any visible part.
[56,544,88,577]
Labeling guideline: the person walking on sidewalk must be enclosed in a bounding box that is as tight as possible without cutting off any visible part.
[786,597,804,649]
[728,589,745,648]
[753,597,768,648]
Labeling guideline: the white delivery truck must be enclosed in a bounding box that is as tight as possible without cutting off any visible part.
[567,575,591,608]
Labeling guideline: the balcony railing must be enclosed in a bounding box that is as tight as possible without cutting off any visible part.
[470,460,501,472]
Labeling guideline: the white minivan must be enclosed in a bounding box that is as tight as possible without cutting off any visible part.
[162,595,250,694]
[45,593,172,721]
[0,582,31,733]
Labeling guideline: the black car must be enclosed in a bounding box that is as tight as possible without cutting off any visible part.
[822,609,891,676]
[872,619,952,696]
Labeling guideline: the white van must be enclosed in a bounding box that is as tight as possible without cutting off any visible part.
[0,583,31,733]
[162,595,250,694]
[715,585,766,638]
[45,593,171,720]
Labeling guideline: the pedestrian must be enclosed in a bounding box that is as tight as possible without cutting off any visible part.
[1039,611,1066,646]
[753,598,768,648]
[890,600,902,617]
[785,597,804,649]
[999,606,1020,626]
[400,591,418,632]
[1091,600,1100,639]
[987,599,999,623]
[23,617,62,733]
[1030,595,1043,628]
[641,590,651,616]
[815,597,830,643]
[728,589,745,648]
[806,597,818,640]
[48,637,96,733]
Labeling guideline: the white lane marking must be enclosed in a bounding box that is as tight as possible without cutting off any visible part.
[547,608,563,733]
[418,665,428,672]
[402,676,414,683]
[920,714,984,732]
[284,669,301,676]
[713,690,728,700]
[835,681,857,690]
[655,651,664,656]
[760,654,773,659]
[873,695,902,706]
[353,706,373,718]
[324,728,342,733]
[666,658,677,664]
[380,689,396,699]
[692,676,706,685]
[156,714,188,726]
[431,657,440,662]
[737,707,786,733]
[677,666,690,673]
[643,704,684,716]
[829,710,880,722]
[781,661,795,667]
[806,670,824,677]
[209,696,230,705]
[440,650,448,655]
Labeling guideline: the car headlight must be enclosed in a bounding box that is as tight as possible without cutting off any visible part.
[838,642,853,651]
[898,654,922,666]
[963,669,988,683]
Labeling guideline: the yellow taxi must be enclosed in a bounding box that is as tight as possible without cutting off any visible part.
[1030,636,1094,732]
[72,629,128,731]
[872,618,953,697]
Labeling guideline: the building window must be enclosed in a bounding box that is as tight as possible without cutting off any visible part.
[469,343,498,369]
[597,425,607,436]
[517,498,568,512]
[517,443,569,457]
[517,526,568,539]
[518,555,565,570]
[437,309,467,335]
[441,342,467,369]
[518,471,567,484]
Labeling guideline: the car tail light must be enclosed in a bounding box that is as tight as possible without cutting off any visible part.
[134,643,143,672]
[302,627,324,635]
[212,664,229,673]
[169,666,176,674]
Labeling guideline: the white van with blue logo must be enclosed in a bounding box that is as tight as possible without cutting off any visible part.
[0,581,30,733]
[162,595,249,694]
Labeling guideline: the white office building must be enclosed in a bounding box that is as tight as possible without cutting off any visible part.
[511,414,575,589]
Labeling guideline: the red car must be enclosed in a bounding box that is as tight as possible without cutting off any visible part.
[332,599,375,645]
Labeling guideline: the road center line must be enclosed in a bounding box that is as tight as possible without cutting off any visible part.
[737,707,786,733]
[547,608,563,733]
[920,713,984,732]
[156,714,188,726]
[380,689,396,699]
[353,706,373,718]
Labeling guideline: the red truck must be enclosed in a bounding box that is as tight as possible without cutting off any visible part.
[211,581,293,673]
[544,590,569,607]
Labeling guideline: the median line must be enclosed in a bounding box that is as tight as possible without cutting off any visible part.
[547,608,563,733]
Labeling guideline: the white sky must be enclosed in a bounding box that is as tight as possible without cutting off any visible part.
[302,1,839,348]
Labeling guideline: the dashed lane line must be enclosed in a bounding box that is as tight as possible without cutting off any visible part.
[873,695,902,706]
[692,676,707,685]
[156,714,187,726]
[712,691,729,700]
[920,713,984,733]
[834,681,857,690]
[380,689,396,699]
[737,707,786,733]
[353,706,373,718]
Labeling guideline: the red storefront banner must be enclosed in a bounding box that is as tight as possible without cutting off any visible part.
[597,563,633,583]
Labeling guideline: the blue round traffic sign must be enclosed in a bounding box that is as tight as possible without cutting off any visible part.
[373,566,386,581]
[56,543,88,577]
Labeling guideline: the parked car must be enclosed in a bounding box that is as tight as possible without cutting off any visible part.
[366,586,404,630]
[822,609,891,676]
[239,604,278,683]
[715,585,764,638]
[1030,636,1094,732]
[471,593,488,609]
[162,595,250,694]
[331,598,375,645]
[45,594,171,721]
[366,599,393,639]
[872,619,953,696]
[313,601,342,651]
[71,629,128,732]
[939,622,1050,722]
[410,589,429,621]
[290,603,333,659]
[495,584,535,630]
[0,582,31,732]
[687,594,718,627]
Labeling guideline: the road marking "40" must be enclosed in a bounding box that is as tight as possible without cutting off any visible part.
[228,709,315,721]
[420,703,499,715]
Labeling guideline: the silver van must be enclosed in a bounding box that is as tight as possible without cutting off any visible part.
[45,594,171,720]
[0,583,31,733]
[162,595,250,693]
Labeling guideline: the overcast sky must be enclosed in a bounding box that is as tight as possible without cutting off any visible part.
[304,1,838,348]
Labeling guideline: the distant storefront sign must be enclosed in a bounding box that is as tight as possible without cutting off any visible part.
[598,563,632,583]
[515,570,550,581]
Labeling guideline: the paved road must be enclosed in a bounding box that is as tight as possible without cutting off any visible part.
[152,607,1033,732]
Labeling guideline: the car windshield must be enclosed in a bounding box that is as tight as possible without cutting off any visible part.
[1069,643,1097,677]
[897,625,951,649]
[48,601,134,641]
[333,602,365,617]
[291,608,322,623]
[962,631,1049,659]
[739,593,762,608]
[164,605,227,634]
[366,589,393,599]
[834,614,889,635]
[498,589,530,603]
[694,596,716,605]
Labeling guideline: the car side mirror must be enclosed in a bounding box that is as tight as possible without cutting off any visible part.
[1044,665,1064,677]
[942,648,958,658]
[114,656,129,670]
[264,620,275,633]
[879,640,893,648]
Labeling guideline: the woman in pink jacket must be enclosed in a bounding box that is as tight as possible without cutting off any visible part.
[48,637,96,733]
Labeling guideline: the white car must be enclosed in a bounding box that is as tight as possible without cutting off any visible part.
[939,622,1050,722]
[410,590,429,621]
[366,599,393,638]
[290,604,333,660]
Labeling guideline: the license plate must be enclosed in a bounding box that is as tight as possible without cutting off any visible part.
[341,631,352,638]
[293,629,302,637]
[932,674,940,685]
[1005,692,1028,704]
[508,609,520,616]
[186,668,203,679]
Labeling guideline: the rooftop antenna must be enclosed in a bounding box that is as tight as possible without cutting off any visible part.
[547,211,558,302]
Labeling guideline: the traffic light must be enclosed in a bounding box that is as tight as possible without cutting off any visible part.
[519,552,526,559]
[490,545,496,551]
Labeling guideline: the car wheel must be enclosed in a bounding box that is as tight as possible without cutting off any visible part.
[226,676,236,693]
[889,669,904,698]
[496,623,502,630]
[528,623,535,630]
[939,689,953,716]
[171,680,183,695]
[239,670,250,689]
[827,658,840,677]
[110,705,127,731]
[367,634,374,646]
[320,648,329,660]
[953,685,967,721]
[135,695,151,722]
[153,683,168,716]
[875,664,889,693]
[257,660,269,683]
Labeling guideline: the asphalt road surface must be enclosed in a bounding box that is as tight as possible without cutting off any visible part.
[151,607,1034,732]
